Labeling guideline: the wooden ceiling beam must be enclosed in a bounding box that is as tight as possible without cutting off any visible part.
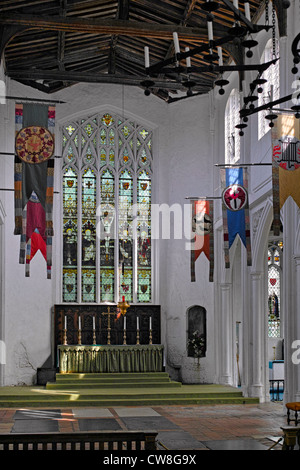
[7,68,208,91]
[0,13,216,40]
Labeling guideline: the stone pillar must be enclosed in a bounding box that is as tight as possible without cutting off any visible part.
[293,256,300,401]
[220,283,232,385]
[249,272,265,399]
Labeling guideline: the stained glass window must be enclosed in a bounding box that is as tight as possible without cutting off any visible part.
[268,240,283,338]
[62,113,153,303]
[63,167,78,302]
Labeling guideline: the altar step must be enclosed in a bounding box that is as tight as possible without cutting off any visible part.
[46,372,181,389]
[0,373,259,407]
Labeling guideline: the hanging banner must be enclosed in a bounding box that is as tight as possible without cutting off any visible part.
[14,103,55,278]
[191,199,214,282]
[221,167,251,268]
[271,114,300,236]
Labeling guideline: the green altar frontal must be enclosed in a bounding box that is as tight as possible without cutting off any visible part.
[58,344,164,373]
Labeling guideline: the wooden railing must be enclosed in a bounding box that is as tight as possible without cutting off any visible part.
[0,431,158,451]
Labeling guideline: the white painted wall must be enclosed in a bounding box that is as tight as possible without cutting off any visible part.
[0,77,216,385]
[0,0,299,401]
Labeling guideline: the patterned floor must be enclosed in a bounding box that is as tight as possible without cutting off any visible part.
[0,402,288,451]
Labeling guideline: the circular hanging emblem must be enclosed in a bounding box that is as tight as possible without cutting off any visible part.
[193,212,212,235]
[222,184,247,211]
[15,126,54,164]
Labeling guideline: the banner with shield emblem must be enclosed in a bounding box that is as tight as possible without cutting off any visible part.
[14,102,55,278]
[221,167,252,269]
[191,199,214,282]
[271,114,300,236]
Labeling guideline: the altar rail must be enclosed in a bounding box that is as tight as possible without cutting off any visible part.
[0,431,157,451]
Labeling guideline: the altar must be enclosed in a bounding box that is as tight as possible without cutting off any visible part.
[54,304,163,374]
[58,344,164,373]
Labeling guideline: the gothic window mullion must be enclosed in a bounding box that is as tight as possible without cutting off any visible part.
[62,112,153,305]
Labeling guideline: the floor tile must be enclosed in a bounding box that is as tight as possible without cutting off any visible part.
[114,407,160,417]
[121,416,179,431]
[11,419,59,433]
[72,408,113,418]
[157,431,208,450]
[78,418,122,431]
[202,439,268,450]
[13,409,62,420]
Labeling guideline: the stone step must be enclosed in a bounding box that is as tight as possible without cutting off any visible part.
[46,381,182,389]
[56,372,170,380]
[55,372,171,384]
[0,396,259,408]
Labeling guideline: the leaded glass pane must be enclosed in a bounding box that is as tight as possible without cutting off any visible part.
[63,168,78,302]
[267,240,283,338]
[102,113,114,127]
[137,170,151,302]
[82,168,96,302]
[225,89,240,164]
[119,169,133,302]
[258,39,280,139]
[62,112,153,304]
[100,169,115,302]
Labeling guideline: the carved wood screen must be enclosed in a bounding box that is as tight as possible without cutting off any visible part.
[54,304,161,350]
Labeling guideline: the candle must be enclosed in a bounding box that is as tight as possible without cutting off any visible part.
[124,316,126,330]
[217,47,223,66]
[78,316,81,330]
[64,315,67,330]
[173,32,180,55]
[144,46,149,68]
[93,316,95,330]
[137,317,139,330]
[233,0,238,9]
[207,21,213,42]
[244,2,250,20]
[149,316,152,330]
[185,47,191,69]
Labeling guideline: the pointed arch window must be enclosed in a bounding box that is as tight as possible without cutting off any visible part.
[258,38,280,140]
[225,89,240,164]
[62,112,153,303]
[267,239,283,338]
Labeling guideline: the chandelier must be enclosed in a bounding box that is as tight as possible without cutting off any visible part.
[140,0,293,135]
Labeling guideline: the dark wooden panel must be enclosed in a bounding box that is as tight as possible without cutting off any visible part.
[54,304,161,350]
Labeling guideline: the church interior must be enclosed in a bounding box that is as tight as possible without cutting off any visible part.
[0,0,300,453]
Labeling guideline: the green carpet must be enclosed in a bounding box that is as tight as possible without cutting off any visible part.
[0,373,259,407]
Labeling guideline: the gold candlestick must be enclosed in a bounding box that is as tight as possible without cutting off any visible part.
[136,329,140,345]
[149,329,152,345]
[93,329,96,345]
[78,329,82,345]
[102,307,116,345]
[123,329,127,345]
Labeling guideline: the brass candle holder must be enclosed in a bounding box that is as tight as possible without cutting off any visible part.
[136,329,140,345]
[123,328,127,345]
[149,329,152,345]
[93,329,96,345]
[78,328,82,345]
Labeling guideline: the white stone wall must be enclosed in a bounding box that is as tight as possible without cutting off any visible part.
[0,78,215,385]
[0,0,299,401]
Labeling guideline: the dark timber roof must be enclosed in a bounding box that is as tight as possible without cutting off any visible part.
[0,1,275,102]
